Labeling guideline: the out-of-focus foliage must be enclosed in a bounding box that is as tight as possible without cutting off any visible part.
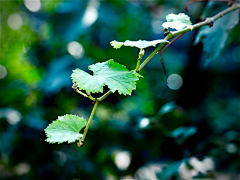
[195,2,240,65]
[0,0,240,179]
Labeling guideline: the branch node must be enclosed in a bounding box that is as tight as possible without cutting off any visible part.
[228,1,233,7]
[208,21,214,27]
[77,137,85,147]
[72,83,77,91]
[163,27,168,31]
[200,18,206,23]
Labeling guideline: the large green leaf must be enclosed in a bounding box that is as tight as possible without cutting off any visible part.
[71,59,140,95]
[45,114,86,144]
[162,13,192,31]
[194,7,239,65]
[110,39,169,49]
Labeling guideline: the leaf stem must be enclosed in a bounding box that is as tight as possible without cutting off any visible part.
[76,89,96,101]
[80,100,100,146]
[139,41,168,71]
[135,48,145,72]
[97,90,112,101]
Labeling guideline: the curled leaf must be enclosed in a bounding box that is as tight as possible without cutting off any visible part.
[162,13,192,31]
[110,39,169,49]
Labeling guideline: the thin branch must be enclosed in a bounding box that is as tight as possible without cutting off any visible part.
[135,48,145,72]
[78,100,100,147]
[160,32,186,76]
[75,89,96,101]
[139,42,167,71]
[185,0,240,11]
[173,3,240,37]
[97,90,113,101]
[76,3,240,108]
[139,3,240,71]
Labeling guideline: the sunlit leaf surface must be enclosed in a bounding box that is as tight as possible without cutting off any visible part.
[162,13,192,30]
[71,59,140,95]
[110,39,169,49]
[45,114,86,144]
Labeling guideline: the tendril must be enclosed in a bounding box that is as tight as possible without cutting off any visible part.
[185,0,240,12]
[160,33,186,78]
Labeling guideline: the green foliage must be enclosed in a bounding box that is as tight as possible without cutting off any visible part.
[169,126,197,144]
[157,160,183,179]
[162,13,193,30]
[45,114,86,144]
[1,0,240,179]
[71,59,140,95]
[110,39,169,49]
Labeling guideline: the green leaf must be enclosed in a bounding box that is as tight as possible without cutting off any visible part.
[110,41,124,49]
[110,39,169,49]
[194,8,239,65]
[162,13,192,31]
[71,59,140,95]
[45,114,86,144]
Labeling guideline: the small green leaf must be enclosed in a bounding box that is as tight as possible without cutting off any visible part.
[71,59,140,95]
[45,114,86,144]
[110,40,124,49]
[110,39,169,49]
[162,13,192,31]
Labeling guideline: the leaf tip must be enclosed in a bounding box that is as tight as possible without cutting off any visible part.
[110,40,123,49]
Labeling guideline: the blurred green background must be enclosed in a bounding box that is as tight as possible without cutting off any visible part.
[1,0,240,179]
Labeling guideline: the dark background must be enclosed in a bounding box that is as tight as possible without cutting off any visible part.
[1,0,240,179]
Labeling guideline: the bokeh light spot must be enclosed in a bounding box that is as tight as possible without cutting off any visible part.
[167,74,183,90]
[81,6,98,27]
[226,143,238,154]
[7,14,23,30]
[0,64,7,79]
[114,150,131,170]
[6,109,22,125]
[151,20,163,34]
[14,162,31,175]
[53,151,67,166]
[67,41,84,59]
[24,0,41,12]
[139,118,150,128]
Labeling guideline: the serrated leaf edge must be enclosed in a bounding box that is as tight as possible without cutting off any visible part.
[71,59,140,95]
[110,39,169,49]
[44,114,86,144]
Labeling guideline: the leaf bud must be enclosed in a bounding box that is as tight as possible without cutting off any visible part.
[72,83,77,91]
[228,1,233,7]
[163,27,168,31]
[139,49,145,57]
[208,22,214,27]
